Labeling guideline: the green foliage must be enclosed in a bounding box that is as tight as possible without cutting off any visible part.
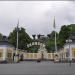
[59,25,71,45]
[45,31,59,52]
[27,45,40,53]
[68,24,75,33]
[45,38,55,52]
[8,27,32,50]
[59,25,70,39]
[47,31,58,39]
[46,24,75,52]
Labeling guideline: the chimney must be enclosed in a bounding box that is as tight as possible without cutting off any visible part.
[2,36,8,41]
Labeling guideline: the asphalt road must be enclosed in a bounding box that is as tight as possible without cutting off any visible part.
[0,61,75,75]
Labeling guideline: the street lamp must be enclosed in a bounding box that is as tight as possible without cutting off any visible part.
[66,39,72,65]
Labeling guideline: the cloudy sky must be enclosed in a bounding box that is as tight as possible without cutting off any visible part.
[0,1,75,37]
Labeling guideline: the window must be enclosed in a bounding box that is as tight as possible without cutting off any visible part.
[73,51,75,57]
[30,54,33,58]
[34,54,37,58]
[0,49,3,58]
[72,48,75,57]
[0,52,2,57]
[27,54,29,58]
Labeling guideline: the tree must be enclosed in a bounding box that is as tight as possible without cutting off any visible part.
[46,24,75,52]
[45,38,55,52]
[45,31,59,52]
[47,34,51,38]
[68,24,75,34]
[27,45,40,53]
[8,27,32,50]
[50,31,58,39]
[59,25,70,45]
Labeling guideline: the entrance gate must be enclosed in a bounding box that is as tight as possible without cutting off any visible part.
[27,42,48,60]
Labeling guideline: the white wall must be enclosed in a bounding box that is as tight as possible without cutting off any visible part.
[0,46,7,61]
[64,43,75,60]
[0,45,14,61]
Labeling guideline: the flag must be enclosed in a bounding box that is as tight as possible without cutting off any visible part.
[53,17,56,28]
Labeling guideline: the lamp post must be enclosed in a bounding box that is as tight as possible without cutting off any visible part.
[66,39,72,66]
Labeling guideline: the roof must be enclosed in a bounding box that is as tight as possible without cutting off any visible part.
[0,36,14,47]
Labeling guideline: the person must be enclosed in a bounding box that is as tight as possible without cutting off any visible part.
[20,54,23,61]
[13,53,15,61]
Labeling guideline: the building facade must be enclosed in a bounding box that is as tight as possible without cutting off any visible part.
[0,36,15,63]
[57,34,75,62]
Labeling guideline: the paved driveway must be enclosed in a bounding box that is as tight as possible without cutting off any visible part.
[0,61,75,75]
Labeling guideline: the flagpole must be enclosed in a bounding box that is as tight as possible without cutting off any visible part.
[16,20,19,51]
[16,20,19,55]
[54,17,57,53]
[53,17,59,62]
[55,29,57,52]
[14,20,19,63]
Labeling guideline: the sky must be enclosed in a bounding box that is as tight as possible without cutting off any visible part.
[0,1,75,37]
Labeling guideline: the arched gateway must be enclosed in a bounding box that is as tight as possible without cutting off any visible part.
[27,42,48,60]
[38,43,47,60]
